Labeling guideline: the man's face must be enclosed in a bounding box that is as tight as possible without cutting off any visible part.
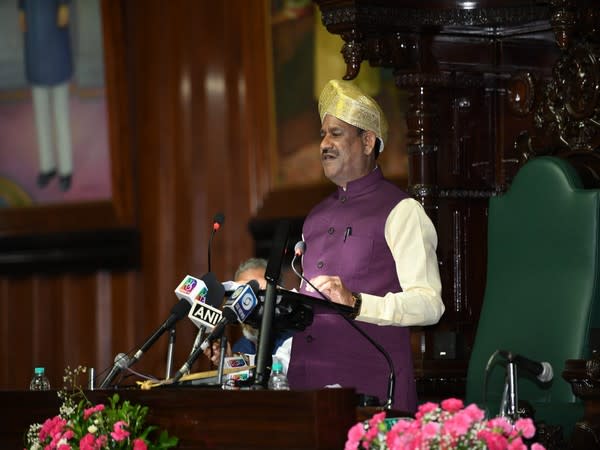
[319,115,375,188]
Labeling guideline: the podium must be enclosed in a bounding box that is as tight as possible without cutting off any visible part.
[1,387,357,449]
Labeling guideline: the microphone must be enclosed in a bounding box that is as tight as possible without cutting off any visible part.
[127,300,192,369]
[174,275,209,305]
[186,274,224,346]
[498,350,553,383]
[291,240,306,288]
[208,212,225,273]
[290,239,396,410]
[98,352,131,389]
[187,272,225,330]
[172,281,257,383]
[172,273,226,381]
[200,280,260,351]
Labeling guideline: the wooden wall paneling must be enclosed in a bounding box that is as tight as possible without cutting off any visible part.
[121,0,165,380]
[117,0,272,379]
[101,0,136,225]
[1,277,35,389]
[31,277,65,388]
[95,271,115,377]
[219,0,275,278]
[239,0,276,216]
[59,274,97,374]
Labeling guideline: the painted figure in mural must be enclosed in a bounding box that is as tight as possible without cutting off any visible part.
[19,0,74,192]
[286,79,445,412]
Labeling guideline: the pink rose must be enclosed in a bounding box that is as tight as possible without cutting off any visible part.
[462,403,485,422]
[368,411,386,429]
[442,411,473,436]
[110,420,130,441]
[441,398,464,413]
[415,402,438,419]
[531,443,547,450]
[83,404,105,420]
[347,422,366,441]
[514,417,536,439]
[488,416,513,435]
[478,429,509,450]
[507,437,527,450]
[79,433,96,449]
[133,438,148,450]
[421,421,440,440]
[39,416,67,441]
[389,419,413,434]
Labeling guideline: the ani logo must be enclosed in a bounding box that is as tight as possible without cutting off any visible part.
[180,277,197,293]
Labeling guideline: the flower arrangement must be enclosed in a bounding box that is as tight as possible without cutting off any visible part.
[345,398,546,450]
[24,366,178,450]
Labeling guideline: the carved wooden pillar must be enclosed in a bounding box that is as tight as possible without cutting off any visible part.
[405,82,440,213]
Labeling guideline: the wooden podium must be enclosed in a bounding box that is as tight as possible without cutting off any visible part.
[1,387,357,449]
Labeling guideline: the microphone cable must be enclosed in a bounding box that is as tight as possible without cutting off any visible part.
[208,212,225,273]
[290,245,396,410]
[482,349,501,418]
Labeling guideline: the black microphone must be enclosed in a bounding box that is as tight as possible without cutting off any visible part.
[127,300,191,369]
[200,280,260,351]
[171,281,259,383]
[254,220,290,388]
[290,239,396,410]
[98,352,131,389]
[498,350,553,383]
[208,212,225,273]
[171,274,227,382]
[185,272,226,355]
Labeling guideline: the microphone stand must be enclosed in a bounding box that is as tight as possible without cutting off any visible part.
[254,219,290,389]
[499,357,519,422]
[291,254,396,410]
[253,280,277,388]
[165,327,176,379]
[217,335,227,385]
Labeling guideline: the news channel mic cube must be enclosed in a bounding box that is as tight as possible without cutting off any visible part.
[230,284,258,322]
[188,300,223,329]
[174,275,208,304]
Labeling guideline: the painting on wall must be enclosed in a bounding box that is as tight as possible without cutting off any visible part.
[0,0,110,208]
[270,0,409,189]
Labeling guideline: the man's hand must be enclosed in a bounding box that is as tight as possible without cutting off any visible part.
[306,275,354,306]
[202,339,232,367]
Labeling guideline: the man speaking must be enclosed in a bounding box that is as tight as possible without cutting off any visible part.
[286,79,445,412]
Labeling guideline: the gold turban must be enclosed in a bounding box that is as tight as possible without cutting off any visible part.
[318,79,388,152]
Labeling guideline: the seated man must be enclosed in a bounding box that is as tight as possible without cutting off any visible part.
[204,257,293,372]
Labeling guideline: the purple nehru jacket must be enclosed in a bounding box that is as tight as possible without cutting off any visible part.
[287,167,416,412]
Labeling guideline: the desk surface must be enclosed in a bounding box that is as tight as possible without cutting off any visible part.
[2,387,358,450]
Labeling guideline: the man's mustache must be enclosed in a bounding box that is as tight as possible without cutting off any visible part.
[321,147,338,157]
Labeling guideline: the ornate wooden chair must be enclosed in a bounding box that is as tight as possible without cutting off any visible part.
[465,156,600,439]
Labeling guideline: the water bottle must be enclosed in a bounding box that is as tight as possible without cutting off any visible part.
[29,367,51,391]
[268,358,290,390]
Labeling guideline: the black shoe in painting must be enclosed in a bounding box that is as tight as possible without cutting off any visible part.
[37,170,57,188]
[59,174,72,192]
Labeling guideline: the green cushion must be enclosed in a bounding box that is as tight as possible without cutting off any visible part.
[465,156,600,437]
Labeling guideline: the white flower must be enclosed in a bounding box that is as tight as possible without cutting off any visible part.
[60,404,75,416]
[88,424,98,434]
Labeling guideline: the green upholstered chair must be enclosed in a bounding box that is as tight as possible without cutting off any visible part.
[465,156,600,438]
